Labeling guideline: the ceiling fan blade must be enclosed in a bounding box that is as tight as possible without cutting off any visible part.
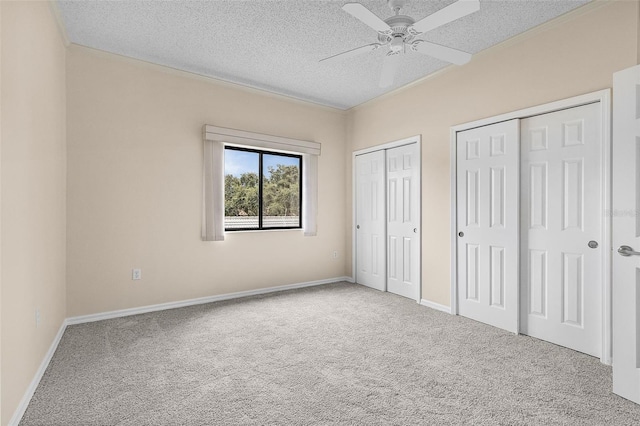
[342,3,391,34]
[412,40,471,65]
[379,51,400,88]
[320,43,381,63]
[409,0,480,35]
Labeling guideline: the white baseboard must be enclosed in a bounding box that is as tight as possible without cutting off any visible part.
[66,276,352,325]
[10,276,350,425]
[420,299,452,314]
[9,320,68,426]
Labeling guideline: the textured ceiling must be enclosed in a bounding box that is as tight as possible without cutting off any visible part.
[56,0,591,110]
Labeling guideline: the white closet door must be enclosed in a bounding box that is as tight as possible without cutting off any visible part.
[520,103,601,357]
[356,150,386,291]
[456,119,520,333]
[386,143,420,300]
[612,65,640,403]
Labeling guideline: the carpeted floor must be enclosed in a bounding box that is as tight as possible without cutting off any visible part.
[20,282,640,425]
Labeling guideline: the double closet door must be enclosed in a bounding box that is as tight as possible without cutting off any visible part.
[456,102,602,357]
[355,143,421,300]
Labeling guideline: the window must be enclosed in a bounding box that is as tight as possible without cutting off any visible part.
[224,146,302,231]
[202,125,319,241]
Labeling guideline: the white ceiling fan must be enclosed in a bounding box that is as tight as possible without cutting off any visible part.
[321,0,480,87]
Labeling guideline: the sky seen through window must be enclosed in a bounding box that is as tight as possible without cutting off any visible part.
[225,149,299,177]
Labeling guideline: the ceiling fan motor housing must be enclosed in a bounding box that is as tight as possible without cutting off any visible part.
[377,14,416,46]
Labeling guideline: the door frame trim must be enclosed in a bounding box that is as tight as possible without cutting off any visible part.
[352,135,422,303]
[449,89,612,364]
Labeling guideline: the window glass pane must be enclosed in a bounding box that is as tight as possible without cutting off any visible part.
[262,153,301,228]
[224,149,259,229]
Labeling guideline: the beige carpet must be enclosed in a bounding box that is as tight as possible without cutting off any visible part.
[20,282,640,425]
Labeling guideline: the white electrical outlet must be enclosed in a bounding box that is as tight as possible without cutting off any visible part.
[35,309,41,328]
[132,268,142,280]
[333,251,339,259]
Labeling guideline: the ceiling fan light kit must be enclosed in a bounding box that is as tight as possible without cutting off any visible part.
[322,0,480,87]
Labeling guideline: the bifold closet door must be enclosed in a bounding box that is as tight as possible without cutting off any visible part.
[457,119,520,333]
[386,143,420,300]
[520,103,602,357]
[355,150,386,291]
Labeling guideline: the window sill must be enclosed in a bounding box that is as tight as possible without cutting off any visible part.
[224,228,303,234]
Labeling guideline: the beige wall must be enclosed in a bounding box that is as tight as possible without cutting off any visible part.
[346,1,639,306]
[65,46,348,317]
[1,2,3,422]
[637,0,640,63]
[0,1,67,425]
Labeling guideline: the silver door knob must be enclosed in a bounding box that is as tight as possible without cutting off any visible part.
[588,240,598,249]
[458,231,464,237]
[356,225,360,230]
[413,228,418,233]
[618,245,640,256]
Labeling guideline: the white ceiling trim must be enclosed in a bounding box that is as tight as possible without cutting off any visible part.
[56,0,593,110]
[68,44,348,115]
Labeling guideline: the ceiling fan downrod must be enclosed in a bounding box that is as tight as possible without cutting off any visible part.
[387,0,407,15]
